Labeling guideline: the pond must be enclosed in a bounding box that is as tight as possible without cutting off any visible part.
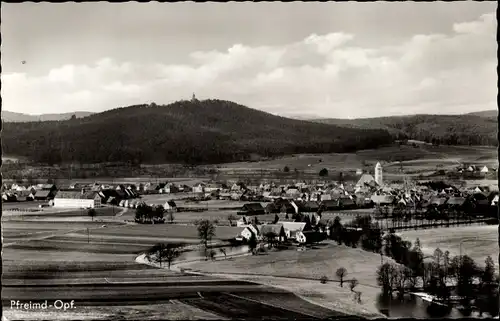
[177,244,250,262]
[376,294,465,318]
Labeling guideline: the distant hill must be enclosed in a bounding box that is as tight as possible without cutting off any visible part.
[465,110,497,118]
[1,111,94,122]
[312,113,497,146]
[1,99,393,165]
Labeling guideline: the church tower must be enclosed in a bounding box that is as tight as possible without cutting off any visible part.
[375,162,383,186]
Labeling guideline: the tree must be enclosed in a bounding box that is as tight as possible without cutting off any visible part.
[209,249,217,261]
[377,263,396,297]
[154,205,165,223]
[219,248,227,260]
[336,267,348,287]
[87,208,96,221]
[147,243,180,269]
[482,255,495,285]
[227,214,237,226]
[195,219,216,259]
[264,231,277,248]
[248,233,258,255]
[319,168,329,177]
[283,166,290,173]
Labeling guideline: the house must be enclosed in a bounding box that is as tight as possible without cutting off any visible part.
[299,201,320,213]
[16,190,35,201]
[258,224,286,242]
[53,190,102,208]
[445,197,466,208]
[192,183,205,194]
[370,195,395,206]
[355,174,378,189]
[164,200,177,212]
[281,222,307,240]
[237,203,266,216]
[33,189,53,201]
[296,231,327,244]
[339,197,356,209]
[238,225,260,241]
[319,200,340,211]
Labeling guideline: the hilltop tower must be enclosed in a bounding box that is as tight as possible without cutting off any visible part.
[375,162,383,186]
[191,93,198,102]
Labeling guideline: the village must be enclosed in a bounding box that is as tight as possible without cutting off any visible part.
[3,162,498,246]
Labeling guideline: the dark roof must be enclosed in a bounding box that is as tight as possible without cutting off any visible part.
[339,197,355,207]
[320,200,340,209]
[55,191,99,200]
[167,200,177,207]
[446,197,466,206]
[242,203,265,212]
[34,190,50,198]
[260,224,285,236]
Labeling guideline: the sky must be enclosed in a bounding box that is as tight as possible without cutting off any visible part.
[1,2,497,118]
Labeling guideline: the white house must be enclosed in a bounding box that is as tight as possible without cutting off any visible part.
[238,225,260,241]
[53,191,101,209]
[491,195,499,206]
[480,166,489,173]
[192,183,205,194]
[281,222,307,240]
[295,231,307,244]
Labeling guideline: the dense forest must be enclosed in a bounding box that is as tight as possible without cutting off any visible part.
[1,99,393,165]
[313,113,498,146]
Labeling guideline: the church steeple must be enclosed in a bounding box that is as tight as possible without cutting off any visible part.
[191,93,198,102]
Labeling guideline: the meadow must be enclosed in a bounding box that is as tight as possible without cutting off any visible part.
[400,225,499,270]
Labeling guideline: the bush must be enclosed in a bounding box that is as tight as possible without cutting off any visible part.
[319,168,329,177]
[320,275,328,284]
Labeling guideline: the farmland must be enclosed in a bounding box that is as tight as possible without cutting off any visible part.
[400,225,499,269]
[2,211,347,320]
[184,242,395,318]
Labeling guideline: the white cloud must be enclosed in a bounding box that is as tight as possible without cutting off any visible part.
[1,12,496,118]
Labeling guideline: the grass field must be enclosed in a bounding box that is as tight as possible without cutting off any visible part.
[186,242,395,317]
[400,225,499,270]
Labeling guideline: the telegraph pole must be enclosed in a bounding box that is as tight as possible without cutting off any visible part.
[87,228,90,243]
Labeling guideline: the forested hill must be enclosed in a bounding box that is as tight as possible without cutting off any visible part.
[1,110,94,122]
[1,99,393,165]
[312,114,497,146]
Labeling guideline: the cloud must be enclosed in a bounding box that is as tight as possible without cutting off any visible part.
[1,12,496,118]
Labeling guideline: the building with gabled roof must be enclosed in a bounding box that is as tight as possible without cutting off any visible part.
[53,190,101,208]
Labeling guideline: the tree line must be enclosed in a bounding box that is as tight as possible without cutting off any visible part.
[325,214,498,317]
[2,99,394,165]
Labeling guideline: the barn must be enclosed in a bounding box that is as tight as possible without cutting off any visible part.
[53,190,102,209]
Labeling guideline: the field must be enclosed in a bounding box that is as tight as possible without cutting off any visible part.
[214,144,497,183]
[3,209,347,320]
[400,225,499,270]
[185,242,395,317]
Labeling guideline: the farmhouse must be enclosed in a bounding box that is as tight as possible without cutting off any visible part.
[258,224,286,242]
[164,200,177,212]
[33,189,53,201]
[319,199,340,211]
[53,190,102,208]
[371,194,395,205]
[238,225,260,241]
[237,203,266,216]
[281,222,307,240]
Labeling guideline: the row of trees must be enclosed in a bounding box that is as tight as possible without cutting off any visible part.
[327,214,499,316]
[135,204,174,224]
[376,240,498,316]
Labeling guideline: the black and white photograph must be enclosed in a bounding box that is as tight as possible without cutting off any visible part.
[1,2,498,320]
